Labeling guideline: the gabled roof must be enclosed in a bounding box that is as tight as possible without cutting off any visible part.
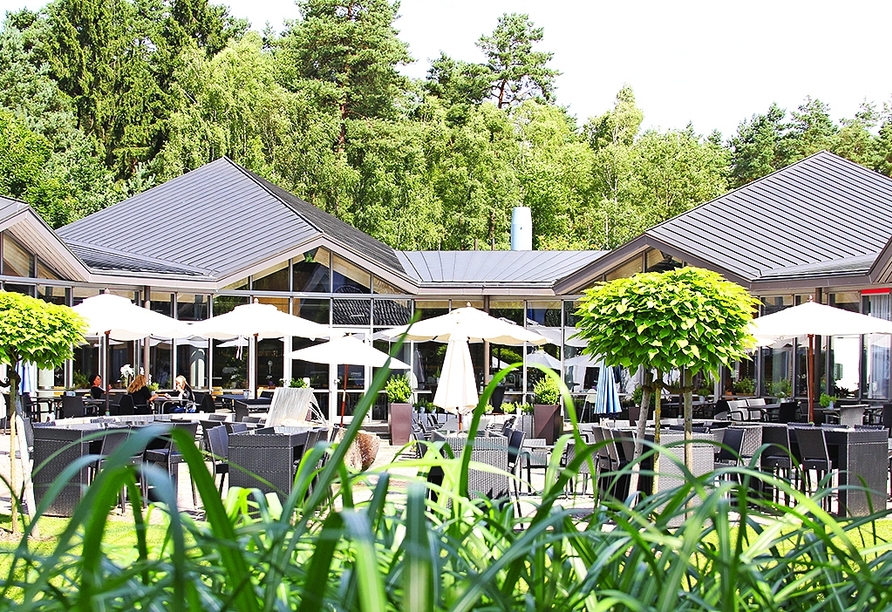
[560,151,892,293]
[645,151,892,282]
[0,196,89,281]
[57,158,407,285]
[397,250,607,288]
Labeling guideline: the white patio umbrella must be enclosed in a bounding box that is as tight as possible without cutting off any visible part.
[528,323,589,348]
[74,294,192,414]
[380,305,548,346]
[288,335,410,425]
[190,300,339,394]
[750,300,892,421]
[433,335,479,429]
[525,349,560,369]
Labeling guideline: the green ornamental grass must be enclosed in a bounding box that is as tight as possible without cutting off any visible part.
[1,361,891,611]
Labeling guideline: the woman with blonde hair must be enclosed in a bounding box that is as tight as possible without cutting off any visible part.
[127,373,158,413]
[166,375,195,413]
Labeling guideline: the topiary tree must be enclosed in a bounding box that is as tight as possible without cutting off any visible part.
[0,291,85,532]
[574,266,757,492]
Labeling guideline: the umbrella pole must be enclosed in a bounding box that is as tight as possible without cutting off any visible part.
[807,334,815,423]
[104,331,110,416]
[340,364,349,427]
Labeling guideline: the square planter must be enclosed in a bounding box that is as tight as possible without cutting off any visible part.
[533,403,561,445]
[388,402,413,445]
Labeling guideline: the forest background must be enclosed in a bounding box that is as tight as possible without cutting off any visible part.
[2,0,891,251]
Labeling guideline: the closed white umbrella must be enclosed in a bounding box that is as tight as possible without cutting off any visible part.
[380,305,548,346]
[750,300,892,420]
[433,335,478,429]
[289,335,410,425]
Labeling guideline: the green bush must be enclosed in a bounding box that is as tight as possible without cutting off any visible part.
[384,373,412,403]
[732,377,755,395]
[819,392,838,407]
[286,378,308,388]
[533,375,560,404]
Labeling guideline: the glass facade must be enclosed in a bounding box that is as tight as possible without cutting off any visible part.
[7,222,892,422]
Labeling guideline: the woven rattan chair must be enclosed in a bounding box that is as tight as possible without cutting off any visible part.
[794,427,833,510]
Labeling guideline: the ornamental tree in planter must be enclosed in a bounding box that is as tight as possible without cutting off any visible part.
[574,266,757,493]
[385,374,413,445]
[533,375,562,444]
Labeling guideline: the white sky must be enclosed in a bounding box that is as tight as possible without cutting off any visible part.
[5,0,892,137]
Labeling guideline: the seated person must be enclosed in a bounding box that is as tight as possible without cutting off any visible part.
[163,375,196,413]
[127,374,159,413]
[89,373,110,399]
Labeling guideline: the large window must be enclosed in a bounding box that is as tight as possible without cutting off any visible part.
[293,248,330,292]
[864,292,891,400]
[2,236,32,277]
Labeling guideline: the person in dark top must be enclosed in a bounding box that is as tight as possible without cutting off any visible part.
[89,374,109,399]
[165,375,195,413]
[127,374,158,411]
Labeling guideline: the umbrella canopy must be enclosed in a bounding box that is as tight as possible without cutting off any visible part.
[750,300,892,340]
[594,365,622,416]
[190,301,338,395]
[433,335,479,421]
[288,335,410,369]
[289,335,409,425]
[74,294,191,340]
[750,300,892,420]
[528,323,589,348]
[380,305,548,346]
[525,349,560,369]
[189,301,335,341]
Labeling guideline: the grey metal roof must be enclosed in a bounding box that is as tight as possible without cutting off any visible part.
[759,253,877,281]
[57,158,405,282]
[397,250,608,286]
[68,243,211,277]
[0,197,27,224]
[646,151,892,282]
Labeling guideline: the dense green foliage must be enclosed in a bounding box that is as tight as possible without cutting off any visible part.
[3,364,892,610]
[2,1,892,251]
[574,267,759,377]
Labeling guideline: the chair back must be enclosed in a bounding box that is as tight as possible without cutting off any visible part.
[233,400,249,422]
[117,394,135,416]
[794,427,830,464]
[225,422,249,435]
[506,428,526,469]
[99,427,132,457]
[206,425,229,464]
[760,424,790,458]
[716,427,745,463]
[61,395,86,418]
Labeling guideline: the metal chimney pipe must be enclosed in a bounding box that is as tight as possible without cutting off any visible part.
[511,206,532,251]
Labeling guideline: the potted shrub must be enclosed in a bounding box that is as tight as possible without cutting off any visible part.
[385,374,413,445]
[532,376,562,444]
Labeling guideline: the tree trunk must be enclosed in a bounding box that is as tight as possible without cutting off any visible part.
[683,368,693,471]
[652,369,662,496]
[628,367,653,496]
[8,369,19,534]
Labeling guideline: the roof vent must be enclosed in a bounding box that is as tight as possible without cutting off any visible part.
[510,207,532,251]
